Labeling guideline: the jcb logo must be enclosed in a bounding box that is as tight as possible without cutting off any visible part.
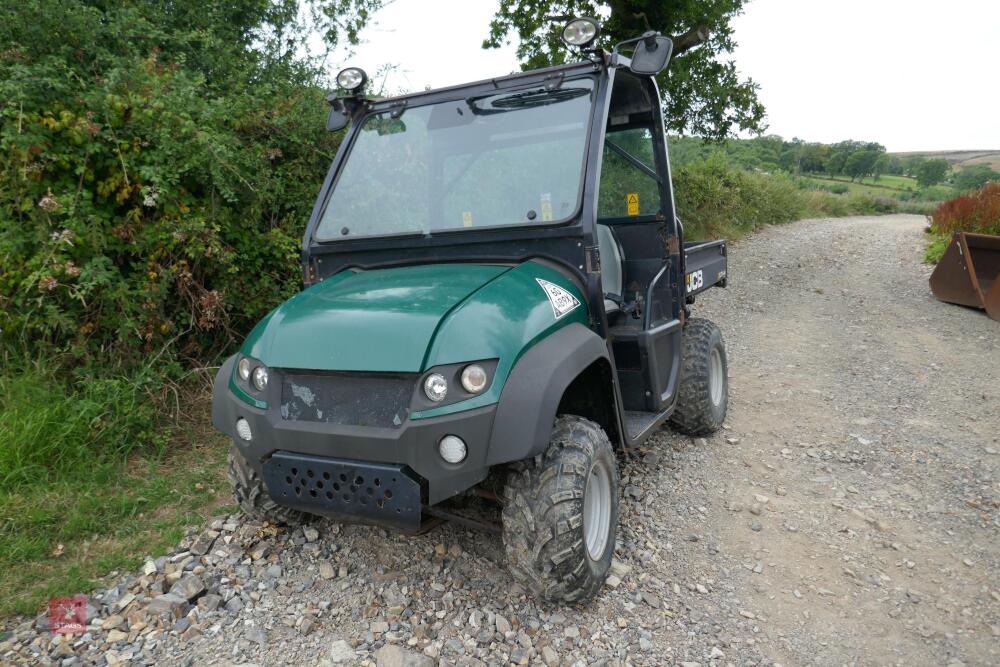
[686,270,703,293]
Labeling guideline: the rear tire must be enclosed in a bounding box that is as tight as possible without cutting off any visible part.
[669,318,728,435]
[502,416,618,602]
[227,445,312,526]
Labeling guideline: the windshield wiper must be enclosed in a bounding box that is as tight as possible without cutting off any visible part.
[466,87,590,115]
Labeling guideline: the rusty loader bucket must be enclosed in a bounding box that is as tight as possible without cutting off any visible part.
[929,232,1000,321]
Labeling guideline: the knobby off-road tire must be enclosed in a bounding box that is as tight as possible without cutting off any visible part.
[502,416,619,603]
[669,317,728,436]
[227,445,312,526]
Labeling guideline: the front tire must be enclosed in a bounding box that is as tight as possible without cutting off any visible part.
[669,318,729,435]
[227,445,312,526]
[502,416,619,602]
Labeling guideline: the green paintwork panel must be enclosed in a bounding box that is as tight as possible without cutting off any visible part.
[412,261,589,419]
[240,264,509,372]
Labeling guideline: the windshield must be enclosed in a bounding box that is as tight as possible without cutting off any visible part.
[315,78,595,241]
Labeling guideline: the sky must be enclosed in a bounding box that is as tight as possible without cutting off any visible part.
[320,0,1000,152]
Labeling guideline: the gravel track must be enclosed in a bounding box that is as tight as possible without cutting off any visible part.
[4,214,997,666]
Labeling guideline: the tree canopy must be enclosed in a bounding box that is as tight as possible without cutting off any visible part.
[916,159,950,188]
[484,0,765,140]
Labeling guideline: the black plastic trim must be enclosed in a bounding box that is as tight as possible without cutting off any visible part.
[486,323,615,464]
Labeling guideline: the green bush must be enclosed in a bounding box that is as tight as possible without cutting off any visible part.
[924,234,951,264]
[674,156,807,239]
[0,1,343,368]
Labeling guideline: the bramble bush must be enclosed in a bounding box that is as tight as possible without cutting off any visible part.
[0,1,351,369]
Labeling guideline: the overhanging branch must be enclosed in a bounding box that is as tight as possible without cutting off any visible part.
[670,24,709,55]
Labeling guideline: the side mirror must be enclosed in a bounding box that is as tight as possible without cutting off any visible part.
[629,33,673,76]
[326,101,350,132]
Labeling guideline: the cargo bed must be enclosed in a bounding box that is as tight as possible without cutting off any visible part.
[684,239,727,298]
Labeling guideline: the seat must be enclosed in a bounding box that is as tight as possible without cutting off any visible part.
[596,224,624,314]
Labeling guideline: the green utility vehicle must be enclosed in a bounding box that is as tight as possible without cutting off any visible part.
[213,18,730,602]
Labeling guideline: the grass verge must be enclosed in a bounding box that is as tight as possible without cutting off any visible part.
[0,364,230,618]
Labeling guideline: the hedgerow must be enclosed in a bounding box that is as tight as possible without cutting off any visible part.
[0,1,347,367]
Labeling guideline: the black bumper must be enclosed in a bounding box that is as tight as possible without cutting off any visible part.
[262,452,423,530]
[212,356,496,517]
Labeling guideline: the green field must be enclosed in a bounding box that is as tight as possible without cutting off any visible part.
[802,174,954,202]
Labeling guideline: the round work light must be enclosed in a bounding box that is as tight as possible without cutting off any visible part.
[562,17,600,48]
[336,67,368,92]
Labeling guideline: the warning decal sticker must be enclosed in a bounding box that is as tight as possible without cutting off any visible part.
[540,193,553,222]
[626,192,639,216]
[536,278,581,320]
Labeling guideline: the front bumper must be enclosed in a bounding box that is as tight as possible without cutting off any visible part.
[212,356,496,517]
[262,452,424,530]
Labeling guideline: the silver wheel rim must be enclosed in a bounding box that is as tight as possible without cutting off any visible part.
[710,347,724,407]
[583,459,612,561]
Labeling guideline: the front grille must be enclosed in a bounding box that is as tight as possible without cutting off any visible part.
[280,372,415,428]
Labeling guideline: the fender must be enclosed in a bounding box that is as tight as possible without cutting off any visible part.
[486,322,612,465]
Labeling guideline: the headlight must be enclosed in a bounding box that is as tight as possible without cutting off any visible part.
[252,366,269,391]
[423,373,448,402]
[237,357,252,382]
[562,17,600,48]
[460,364,488,394]
[336,67,368,92]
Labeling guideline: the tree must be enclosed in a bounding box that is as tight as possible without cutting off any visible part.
[901,156,926,177]
[916,159,950,188]
[798,143,830,174]
[953,165,1000,192]
[844,150,880,182]
[484,0,765,140]
[872,154,890,181]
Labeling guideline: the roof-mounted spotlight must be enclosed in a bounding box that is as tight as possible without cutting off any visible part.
[562,17,600,48]
[336,67,368,94]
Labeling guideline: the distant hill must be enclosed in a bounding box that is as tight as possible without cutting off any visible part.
[890,150,1000,171]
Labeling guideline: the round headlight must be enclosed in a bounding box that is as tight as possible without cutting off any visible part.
[252,366,269,391]
[562,18,600,47]
[460,364,488,394]
[336,67,368,92]
[423,373,448,402]
[237,357,252,382]
[438,435,467,464]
